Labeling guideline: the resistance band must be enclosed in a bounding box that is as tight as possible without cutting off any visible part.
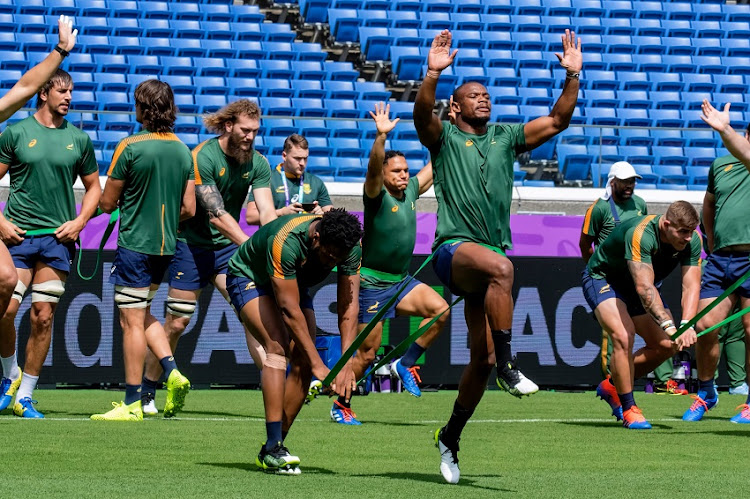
[671,263,750,340]
[323,249,439,386]
[357,296,463,385]
[695,304,750,339]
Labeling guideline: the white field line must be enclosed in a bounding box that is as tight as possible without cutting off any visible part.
[1,417,685,423]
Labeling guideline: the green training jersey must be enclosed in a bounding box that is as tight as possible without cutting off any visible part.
[582,195,648,246]
[228,213,361,288]
[247,164,332,210]
[429,122,526,250]
[108,130,193,256]
[706,154,750,250]
[178,138,271,249]
[587,215,702,286]
[361,176,420,289]
[0,116,97,231]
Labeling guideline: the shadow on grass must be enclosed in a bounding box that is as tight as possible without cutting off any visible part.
[180,409,264,419]
[359,420,426,428]
[197,462,337,474]
[558,421,674,430]
[707,429,750,437]
[351,472,512,492]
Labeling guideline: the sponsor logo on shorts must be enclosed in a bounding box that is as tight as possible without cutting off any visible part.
[110,265,116,274]
[244,281,256,291]
[175,271,183,279]
[391,205,399,212]
[367,301,379,313]
[599,284,610,294]
[28,139,37,148]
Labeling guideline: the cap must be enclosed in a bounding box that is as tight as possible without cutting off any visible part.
[609,161,642,180]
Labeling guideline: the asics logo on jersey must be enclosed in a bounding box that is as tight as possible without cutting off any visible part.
[637,211,642,215]
[367,301,379,313]
[465,140,473,147]
[66,143,73,150]
[242,172,250,178]
[725,165,733,172]
[599,284,610,294]
[219,167,226,176]
[245,282,256,290]
[391,205,399,212]
[28,139,37,148]
[411,201,415,211]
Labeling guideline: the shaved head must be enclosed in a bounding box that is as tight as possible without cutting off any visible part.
[451,81,491,128]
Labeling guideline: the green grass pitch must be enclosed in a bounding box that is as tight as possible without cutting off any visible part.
[3,389,748,498]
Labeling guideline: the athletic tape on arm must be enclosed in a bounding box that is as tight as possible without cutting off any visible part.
[323,249,438,386]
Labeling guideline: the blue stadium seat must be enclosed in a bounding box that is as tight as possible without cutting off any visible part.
[652,129,686,147]
[193,76,227,96]
[558,126,589,145]
[98,113,135,133]
[618,127,653,147]
[325,119,362,138]
[390,46,422,81]
[292,42,328,62]
[76,17,112,36]
[260,97,292,116]
[202,21,236,40]
[306,156,336,177]
[328,9,361,43]
[653,146,688,167]
[227,77,261,97]
[335,157,367,179]
[292,80,326,99]
[557,144,592,181]
[262,118,296,137]
[174,116,201,134]
[169,39,205,58]
[173,3,202,21]
[451,29,484,50]
[226,59,261,78]
[160,56,196,77]
[293,61,327,81]
[194,57,229,77]
[686,166,710,185]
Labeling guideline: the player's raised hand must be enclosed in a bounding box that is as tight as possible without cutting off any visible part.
[57,15,78,53]
[369,102,400,135]
[701,100,731,132]
[427,29,458,72]
[555,29,582,73]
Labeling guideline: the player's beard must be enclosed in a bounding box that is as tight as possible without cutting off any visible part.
[227,134,253,164]
[462,114,490,128]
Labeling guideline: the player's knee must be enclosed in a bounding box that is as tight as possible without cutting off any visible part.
[608,329,632,350]
[31,304,54,332]
[166,296,197,320]
[359,346,377,365]
[31,280,65,304]
[0,267,17,298]
[114,286,153,309]
[488,259,514,287]
[263,352,288,371]
[264,340,288,358]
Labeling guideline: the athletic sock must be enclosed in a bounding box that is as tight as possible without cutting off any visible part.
[491,329,512,366]
[281,430,288,443]
[15,372,38,401]
[607,376,616,388]
[265,421,282,450]
[699,378,717,399]
[619,391,635,412]
[0,352,19,380]
[124,384,141,405]
[141,377,158,397]
[336,396,350,409]
[442,400,474,445]
[400,342,426,368]
[159,355,177,378]
[746,393,750,406]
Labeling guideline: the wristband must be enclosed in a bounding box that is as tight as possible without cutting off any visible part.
[680,320,691,328]
[660,319,675,331]
[54,45,69,58]
[566,70,580,80]
[425,69,441,80]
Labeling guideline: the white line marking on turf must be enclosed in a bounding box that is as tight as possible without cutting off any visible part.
[3,417,685,423]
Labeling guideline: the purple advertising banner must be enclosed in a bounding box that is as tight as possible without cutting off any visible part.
[47,205,585,257]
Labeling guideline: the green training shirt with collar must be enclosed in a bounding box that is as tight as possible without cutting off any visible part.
[706,154,750,251]
[582,195,648,246]
[0,116,98,231]
[247,164,332,210]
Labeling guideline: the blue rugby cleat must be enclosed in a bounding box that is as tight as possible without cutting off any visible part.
[330,400,362,425]
[730,404,750,424]
[391,358,421,397]
[682,392,718,422]
[622,406,652,430]
[0,371,22,411]
[13,397,44,419]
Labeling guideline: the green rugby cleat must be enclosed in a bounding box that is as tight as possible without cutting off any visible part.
[256,443,301,475]
[163,369,190,418]
[91,401,143,421]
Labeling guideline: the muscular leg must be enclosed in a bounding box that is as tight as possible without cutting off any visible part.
[282,308,316,434]
[0,242,17,326]
[119,300,149,387]
[23,265,66,377]
[594,298,636,395]
[694,296,736,382]
[631,312,678,380]
[214,273,265,368]
[394,283,450,350]
[350,322,383,379]
[0,268,31,360]
[455,297,495,410]
[144,286,201,382]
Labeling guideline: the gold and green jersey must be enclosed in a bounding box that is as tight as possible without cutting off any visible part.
[107,130,193,256]
[582,195,648,246]
[0,116,98,230]
[228,213,361,288]
[247,164,332,209]
[360,176,419,289]
[430,122,526,251]
[587,215,702,285]
[178,138,271,249]
[706,154,750,251]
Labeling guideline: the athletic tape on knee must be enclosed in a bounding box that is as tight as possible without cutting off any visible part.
[264,353,287,371]
[166,296,197,318]
[30,280,65,303]
[12,281,26,302]
[114,285,152,309]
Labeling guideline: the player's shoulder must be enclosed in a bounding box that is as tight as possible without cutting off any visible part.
[711,154,739,171]
[252,150,270,167]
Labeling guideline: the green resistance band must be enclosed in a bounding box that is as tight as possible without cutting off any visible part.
[671,263,750,340]
[357,296,463,385]
[322,249,439,387]
[77,208,119,281]
[695,304,750,339]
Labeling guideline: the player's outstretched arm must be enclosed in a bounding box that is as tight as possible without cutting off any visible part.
[416,161,434,194]
[677,264,701,350]
[334,272,360,403]
[523,29,582,150]
[196,184,250,244]
[253,187,277,225]
[0,16,77,123]
[579,233,596,263]
[627,259,681,342]
[55,171,101,243]
[365,102,399,198]
[100,178,124,214]
[415,30,456,149]
[701,100,750,172]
